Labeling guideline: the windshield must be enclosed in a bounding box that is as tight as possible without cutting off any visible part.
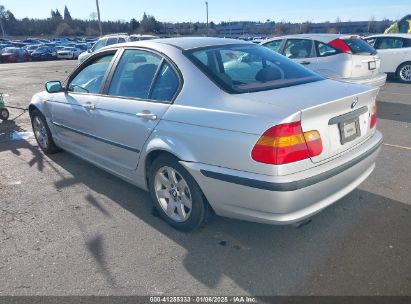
[185,44,323,93]
[36,47,48,52]
[343,38,377,55]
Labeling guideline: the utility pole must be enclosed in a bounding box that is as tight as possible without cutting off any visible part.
[96,0,103,36]
[205,1,209,36]
[0,19,5,39]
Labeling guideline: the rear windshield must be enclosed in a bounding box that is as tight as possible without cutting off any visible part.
[343,38,377,55]
[185,44,323,94]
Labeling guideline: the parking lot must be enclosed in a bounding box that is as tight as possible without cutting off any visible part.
[0,60,410,296]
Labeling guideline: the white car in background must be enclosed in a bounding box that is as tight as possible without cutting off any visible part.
[262,34,386,87]
[57,47,82,60]
[77,33,129,65]
[365,34,411,83]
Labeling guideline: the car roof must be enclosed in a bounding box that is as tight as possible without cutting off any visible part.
[119,37,251,51]
[264,33,359,43]
[365,33,411,39]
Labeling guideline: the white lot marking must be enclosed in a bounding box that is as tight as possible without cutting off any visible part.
[383,143,411,151]
[380,92,411,96]
[6,180,22,185]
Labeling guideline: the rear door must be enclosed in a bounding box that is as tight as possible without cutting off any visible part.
[84,48,181,171]
[282,39,317,69]
[374,36,407,73]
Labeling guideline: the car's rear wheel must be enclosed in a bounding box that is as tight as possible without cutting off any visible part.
[148,155,211,231]
[30,109,60,154]
[396,62,411,83]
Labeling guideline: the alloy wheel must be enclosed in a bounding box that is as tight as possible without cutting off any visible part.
[399,64,411,82]
[154,166,192,222]
[33,116,49,150]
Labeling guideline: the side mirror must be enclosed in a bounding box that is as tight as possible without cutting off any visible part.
[45,81,63,93]
[87,49,92,53]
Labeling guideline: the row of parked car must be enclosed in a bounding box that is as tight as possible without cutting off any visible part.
[0,36,98,63]
[2,32,410,84]
[261,33,411,84]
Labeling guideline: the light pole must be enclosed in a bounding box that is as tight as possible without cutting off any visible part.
[205,1,209,36]
[96,0,103,36]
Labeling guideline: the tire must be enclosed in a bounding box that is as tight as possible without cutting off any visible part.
[0,108,9,120]
[396,62,411,83]
[148,155,212,231]
[30,109,60,154]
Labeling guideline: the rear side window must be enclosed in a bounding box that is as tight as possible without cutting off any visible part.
[151,63,180,102]
[343,38,377,55]
[404,38,411,47]
[263,40,283,53]
[106,37,118,46]
[315,41,340,57]
[185,44,323,94]
[375,37,404,49]
[108,49,161,99]
[283,39,313,59]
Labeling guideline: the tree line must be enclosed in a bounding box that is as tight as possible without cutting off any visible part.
[0,4,392,38]
[0,5,215,37]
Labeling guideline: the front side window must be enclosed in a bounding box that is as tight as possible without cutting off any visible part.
[284,39,313,59]
[315,41,339,57]
[185,44,323,94]
[263,39,283,53]
[375,37,404,49]
[108,49,161,99]
[68,54,114,94]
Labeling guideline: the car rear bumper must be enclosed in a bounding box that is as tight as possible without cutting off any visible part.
[337,73,387,87]
[181,130,383,225]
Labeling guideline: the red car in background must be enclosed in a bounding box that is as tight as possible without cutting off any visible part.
[0,47,31,63]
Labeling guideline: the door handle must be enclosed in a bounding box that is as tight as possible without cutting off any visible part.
[82,103,96,110]
[136,112,157,120]
[301,61,311,65]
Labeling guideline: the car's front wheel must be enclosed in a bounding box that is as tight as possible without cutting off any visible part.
[396,62,411,83]
[148,155,211,231]
[30,109,60,154]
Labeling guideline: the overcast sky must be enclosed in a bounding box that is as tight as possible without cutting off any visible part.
[1,0,410,23]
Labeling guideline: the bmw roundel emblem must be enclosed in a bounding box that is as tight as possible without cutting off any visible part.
[351,97,358,109]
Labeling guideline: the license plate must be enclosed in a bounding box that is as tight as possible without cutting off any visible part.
[339,118,361,145]
[368,61,376,70]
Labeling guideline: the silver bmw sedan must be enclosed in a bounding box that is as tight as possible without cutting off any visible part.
[29,37,383,231]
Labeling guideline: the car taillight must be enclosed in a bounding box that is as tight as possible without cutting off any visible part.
[370,103,377,129]
[251,121,322,165]
[328,38,352,54]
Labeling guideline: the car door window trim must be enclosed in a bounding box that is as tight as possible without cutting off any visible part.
[102,46,184,104]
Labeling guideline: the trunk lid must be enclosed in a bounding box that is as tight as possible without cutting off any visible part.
[239,79,379,163]
[340,36,381,79]
[299,87,378,163]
